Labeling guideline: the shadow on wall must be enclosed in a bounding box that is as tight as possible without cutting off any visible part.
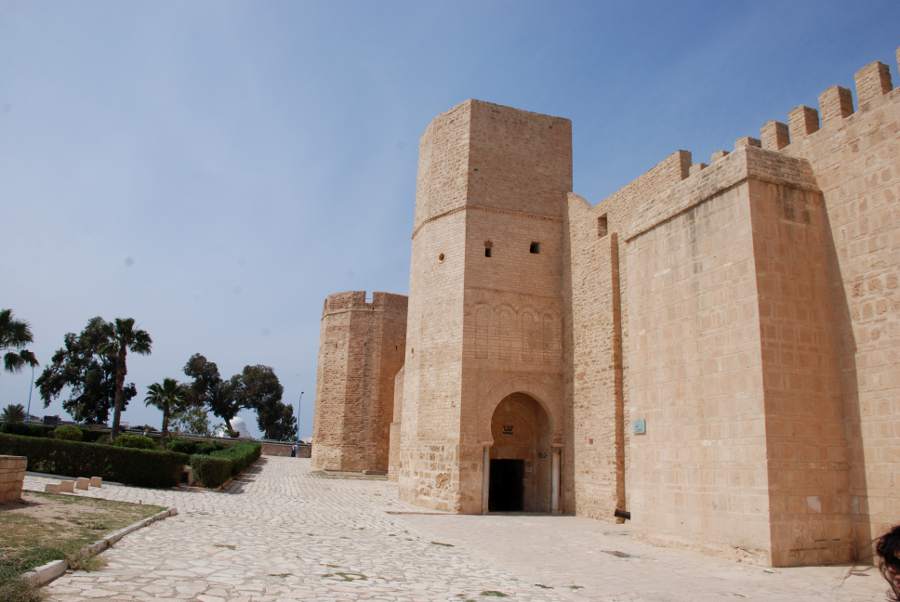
[822,209,871,560]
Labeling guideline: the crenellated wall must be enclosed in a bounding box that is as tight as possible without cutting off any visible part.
[564,49,899,565]
[311,291,407,473]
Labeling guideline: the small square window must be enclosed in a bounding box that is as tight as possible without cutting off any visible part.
[598,214,608,238]
[484,240,493,258]
[529,242,540,254]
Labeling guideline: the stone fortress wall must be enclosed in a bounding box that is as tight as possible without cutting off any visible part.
[310,291,407,473]
[313,49,899,567]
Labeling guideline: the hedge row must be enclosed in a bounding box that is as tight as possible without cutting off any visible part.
[190,455,233,488]
[0,422,107,442]
[210,442,261,476]
[190,442,262,487]
[167,438,227,456]
[0,433,189,488]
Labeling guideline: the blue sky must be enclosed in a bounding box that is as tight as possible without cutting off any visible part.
[1,1,898,437]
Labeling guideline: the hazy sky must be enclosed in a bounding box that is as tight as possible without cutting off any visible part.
[2,1,898,437]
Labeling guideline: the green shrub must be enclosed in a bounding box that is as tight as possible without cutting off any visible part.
[187,441,260,487]
[166,438,199,454]
[0,433,188,488]
[0,422,54,438]
[196,441,226,455]
[210,442,261,476]
[112,434,156,449]
[167,438,226,456]
[190,455,232,488]
[52,425,83,441]
[80,429,107,443]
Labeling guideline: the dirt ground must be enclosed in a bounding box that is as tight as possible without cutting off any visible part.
[0,491,164,587]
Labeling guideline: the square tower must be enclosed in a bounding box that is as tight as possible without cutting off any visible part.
[399,100,572,513]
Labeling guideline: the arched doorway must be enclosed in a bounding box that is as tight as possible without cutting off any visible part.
[487,392,552,512]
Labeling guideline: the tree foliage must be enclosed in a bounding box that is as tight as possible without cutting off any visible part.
[261,402,297,441]
[35,317,137,425]
[169,403,212,437]
[144,377,186,437]
[1,308,38,374]
[182,355,293,439]
[239,365,294,440]
[183,354,242,436]
[110,318,152,438]
[1,403,26,423]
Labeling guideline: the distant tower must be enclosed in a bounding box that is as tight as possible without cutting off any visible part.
[398,100,572,513]
[311,291,407,473]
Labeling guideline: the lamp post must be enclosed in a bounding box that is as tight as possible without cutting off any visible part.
[296,391,304,445]
[26,364,35,423]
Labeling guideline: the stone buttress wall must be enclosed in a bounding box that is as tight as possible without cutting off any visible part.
[621,150,773,562]
[748,175,853,566]
[311,291,407,473]
[759,52,900,556]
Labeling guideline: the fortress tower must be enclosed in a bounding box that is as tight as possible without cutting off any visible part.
[311,291,407,473]
[397,100,572,513]
[312,48,900,568]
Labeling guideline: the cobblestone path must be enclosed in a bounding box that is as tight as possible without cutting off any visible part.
[23,457,885,601]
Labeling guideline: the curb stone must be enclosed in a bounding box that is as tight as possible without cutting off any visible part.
[20,507,178,588]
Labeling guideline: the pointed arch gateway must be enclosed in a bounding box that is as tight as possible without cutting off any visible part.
[485,392,555,513]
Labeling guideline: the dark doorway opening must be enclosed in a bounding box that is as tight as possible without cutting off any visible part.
[489,459,524,511]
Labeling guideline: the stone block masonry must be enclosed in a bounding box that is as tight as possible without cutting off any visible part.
[311,291,407,473]
[311,47,900,568]
[0,454,26,503]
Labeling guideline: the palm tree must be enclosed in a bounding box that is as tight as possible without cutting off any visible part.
[110,318,152,439]
[144,378,184,437]
[1,403,26,423]
[1,309,38,374]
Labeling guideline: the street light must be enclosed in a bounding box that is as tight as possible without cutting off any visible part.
[25,364,35,423]
[297,391,304,446]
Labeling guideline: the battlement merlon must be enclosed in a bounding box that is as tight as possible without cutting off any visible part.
[583,47,899,227]
[413,99,572,236]
[321,291,409,317]
[625,145,818,242]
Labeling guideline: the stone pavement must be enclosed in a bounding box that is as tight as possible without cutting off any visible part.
[23,457,886,601]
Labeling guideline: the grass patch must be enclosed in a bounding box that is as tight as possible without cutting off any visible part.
[0,576,44,602]
[0,491,164,592]
[480,591,508,597]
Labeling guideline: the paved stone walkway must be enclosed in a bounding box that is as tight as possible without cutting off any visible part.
[24,457,886,601]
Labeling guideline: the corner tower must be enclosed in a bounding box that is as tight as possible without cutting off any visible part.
[311,291,407,473]
[399,100,572,512]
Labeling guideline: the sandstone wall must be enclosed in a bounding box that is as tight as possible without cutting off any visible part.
[399,103,469,509]
[387,366,404,481]
[767,55,900,556]
[562,49,899,565]
[311,291,407,473]
[564,151,690,520]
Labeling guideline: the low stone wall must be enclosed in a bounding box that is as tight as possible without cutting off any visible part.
[260,442,311,458]
[0,454,26,503]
